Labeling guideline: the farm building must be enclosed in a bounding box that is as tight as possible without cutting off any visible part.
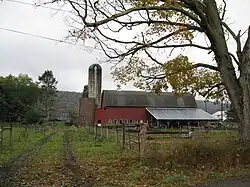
[79,64,218,127]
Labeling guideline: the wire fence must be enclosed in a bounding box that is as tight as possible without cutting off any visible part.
[81,123,197,156]
[0,123,50,150]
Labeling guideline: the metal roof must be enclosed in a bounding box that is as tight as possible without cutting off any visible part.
[102,90,197,108]
[89,63,102,70]
[146,108,218,121]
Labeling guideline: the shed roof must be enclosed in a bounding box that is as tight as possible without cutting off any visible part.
[102,90,197,108]
[146,108,218,121]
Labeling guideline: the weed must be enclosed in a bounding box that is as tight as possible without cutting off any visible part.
[144,131,250,171]
[206,171,220,180]
[0,127,52,164]
[163,174,188,184]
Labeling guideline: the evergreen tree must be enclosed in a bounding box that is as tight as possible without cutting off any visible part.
[82,85,88,98]
[38,70,58,119]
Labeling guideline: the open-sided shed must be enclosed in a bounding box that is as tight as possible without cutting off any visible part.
[146,108,218,127]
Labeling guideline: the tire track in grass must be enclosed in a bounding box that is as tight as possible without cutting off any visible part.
[0,130,57,186]
[63,130,96,187]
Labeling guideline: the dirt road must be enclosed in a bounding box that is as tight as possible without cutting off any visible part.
[62,130,96,187]
[0,131,57,186]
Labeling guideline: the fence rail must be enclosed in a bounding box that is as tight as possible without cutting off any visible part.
[0,123,49,150]
[0,125,13,148]
[85,123,201,156]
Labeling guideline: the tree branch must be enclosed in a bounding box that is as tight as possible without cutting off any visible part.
[144,49,164,66]
[115,20,203,32]
[67,1,202,27]
[193,63,219,71]
[141,74,166,80]
[199,82,224,97]
[222,22,242,62]
[221,0,227,20]
[151,43,211,50]
[229,52,240,66]
[96,27,200,58]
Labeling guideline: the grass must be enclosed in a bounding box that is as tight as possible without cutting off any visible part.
[69,129,250,187]
[0,126,52,165]
[9,127,250,187]
[17,130,67,186]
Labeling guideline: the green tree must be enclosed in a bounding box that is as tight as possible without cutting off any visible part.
[0,74,41,122]
[38,70,58,119]
[25,107,43,124]
[41,0,250,142]
[68,108,79,125]
[82,85,88,98]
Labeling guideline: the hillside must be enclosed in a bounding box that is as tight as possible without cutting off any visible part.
[50,91,82,120]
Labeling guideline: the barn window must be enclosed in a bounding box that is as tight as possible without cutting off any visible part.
[129,120,133,124]
[97,120,101,123]
[119,120,123,124]
[124,119,128,124]
[114,119,117,124]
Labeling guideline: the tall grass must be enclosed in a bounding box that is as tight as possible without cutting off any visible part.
[144,131,249,170]
[0,126,52,164]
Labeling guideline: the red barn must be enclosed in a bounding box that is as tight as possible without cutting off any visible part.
[92,90,217,127]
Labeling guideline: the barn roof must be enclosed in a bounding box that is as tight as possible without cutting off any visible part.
[102,90,197,108]
[146,108,218,121]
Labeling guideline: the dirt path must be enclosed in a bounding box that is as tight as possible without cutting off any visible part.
[0,130,57,186]
[62,130,96,187]
[194,177,250,187]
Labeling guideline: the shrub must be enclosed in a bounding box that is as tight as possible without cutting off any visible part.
[25,107,42,124]
[143,136,250,170]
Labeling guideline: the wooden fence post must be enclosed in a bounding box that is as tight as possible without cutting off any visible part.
[140,123,148,157]
[94,125,97,143]
[0,126,3,149]
[138,128,140,154]
[128,130,131,149]
[101,125,103,139]
[9,124,13,146]
[122,123,125,151]
[116,125,119,144]
[106,127,109,139]
[24,125,28,140]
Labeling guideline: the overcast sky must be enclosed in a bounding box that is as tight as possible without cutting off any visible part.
[0,0,249,98]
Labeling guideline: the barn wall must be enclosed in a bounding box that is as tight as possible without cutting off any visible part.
[94,107,148,124]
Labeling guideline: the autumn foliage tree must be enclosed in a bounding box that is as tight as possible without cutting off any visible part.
[40,0,250,142]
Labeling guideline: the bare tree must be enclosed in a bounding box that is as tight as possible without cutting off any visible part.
[39,0,250,143]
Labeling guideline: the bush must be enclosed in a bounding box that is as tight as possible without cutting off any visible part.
[144,136,250,170]
[25,107,42,124]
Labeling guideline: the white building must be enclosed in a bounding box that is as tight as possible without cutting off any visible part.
[212,111,227,121]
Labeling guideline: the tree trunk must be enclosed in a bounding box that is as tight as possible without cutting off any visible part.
[238,27,250,143]
[202,1,250,143]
